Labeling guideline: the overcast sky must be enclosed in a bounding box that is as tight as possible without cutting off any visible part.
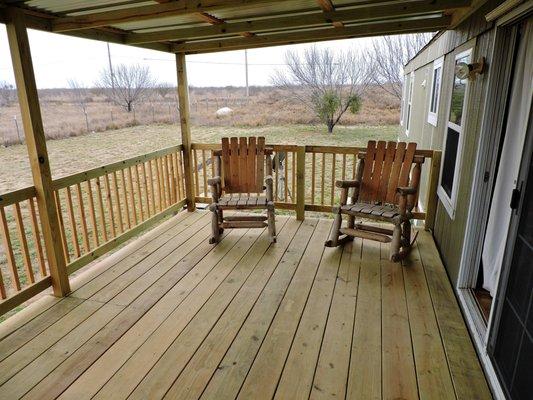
[0,25,374,89]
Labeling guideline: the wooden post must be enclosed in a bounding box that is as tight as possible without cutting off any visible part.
[296,146,306,221]
[5,9,70,296]
[425,150,441,231]
[176,53,195,211]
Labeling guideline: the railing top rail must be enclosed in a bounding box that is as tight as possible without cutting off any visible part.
[191,142,437,158]
[0,186,37,207]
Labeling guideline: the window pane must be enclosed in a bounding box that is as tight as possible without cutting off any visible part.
[441,127,460,197]
[431,67,441,113]
[449,55,469,126]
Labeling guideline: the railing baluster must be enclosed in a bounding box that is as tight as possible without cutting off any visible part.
[120,169,131,229]
[14,202,34,284]
[164,155,172,206]
[127,167,138,226]
[85,179,99,248]
[134,164,145,221]
[65,187,81,258]
[103,174,116,238]
[311,152,316,205]
[201,150,207,197]
[284,153,289,201]
[330,153,336,205]
[0,206,20,291]
[155,157,164,212]
[352,153,357,179]
[193,150,200,197]
[111,172,124,234]
[292,151,296,202]
[95,177,108,243]
[321,153,326,206]
[54,191,70,263]
[141,162,151,217]
[147,160,156,215]
[76,183,90,252]
[342,153,346,181]
[28,198,46,277]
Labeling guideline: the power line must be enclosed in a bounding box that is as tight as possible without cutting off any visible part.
[142,57,288,66]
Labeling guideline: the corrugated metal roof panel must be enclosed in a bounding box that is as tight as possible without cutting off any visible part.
[24,0,156,15]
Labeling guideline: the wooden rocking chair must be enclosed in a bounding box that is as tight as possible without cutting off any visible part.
[208,137,276,244]
[325,140,424,262]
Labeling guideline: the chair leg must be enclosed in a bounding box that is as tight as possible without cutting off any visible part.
[402,221,411,248]
[267,203,276,243]
[390,223,402,262]
[209,205,220,244]
[325,211,342,247]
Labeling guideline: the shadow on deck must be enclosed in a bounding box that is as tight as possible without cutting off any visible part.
[0,211,491,399]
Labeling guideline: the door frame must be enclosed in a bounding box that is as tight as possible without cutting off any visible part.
[455,15,529,400]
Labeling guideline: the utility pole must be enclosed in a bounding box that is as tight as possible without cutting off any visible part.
[107,42,115,90]
[244,49,249,97]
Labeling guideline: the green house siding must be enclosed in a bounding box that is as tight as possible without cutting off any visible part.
[400,1,500,284]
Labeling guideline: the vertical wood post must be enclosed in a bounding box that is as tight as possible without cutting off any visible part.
[425,150,442,231]
[176,53,195,211]
[296,146,306,221]
[5,9,70,296]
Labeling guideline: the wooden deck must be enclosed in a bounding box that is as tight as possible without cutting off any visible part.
[0,211,491,400]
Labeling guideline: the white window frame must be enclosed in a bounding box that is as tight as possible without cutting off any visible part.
[400,75,407,126]
[437,48,473,219]
[405,71,414,136]
[427,56,444,127]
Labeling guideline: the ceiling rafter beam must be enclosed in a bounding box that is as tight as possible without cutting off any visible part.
[196,11,255,37]
[316,0,345,27]
[125,0,469,44]
[172,15,451,54]
[50,0,277,32]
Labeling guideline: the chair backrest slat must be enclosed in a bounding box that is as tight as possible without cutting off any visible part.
[358,140,419,205]
[221,137,266,193]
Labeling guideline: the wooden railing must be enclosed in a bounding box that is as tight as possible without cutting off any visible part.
[191,143,441,223]
[0,145,187,315]
[0,142,441,316]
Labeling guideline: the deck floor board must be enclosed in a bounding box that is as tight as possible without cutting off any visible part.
[0,211,491,400]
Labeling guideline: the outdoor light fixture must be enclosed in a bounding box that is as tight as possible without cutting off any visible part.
[455,57,486,80]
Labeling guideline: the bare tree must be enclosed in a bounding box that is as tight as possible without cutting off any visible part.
[98,63,154,112]
[67,79,91,132]
[365,33,433,99]
[0,81,16,106]
[271,46,369,133]
[155,82,174,100]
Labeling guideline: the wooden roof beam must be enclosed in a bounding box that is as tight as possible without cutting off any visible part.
[317,0,345,27]
[51,0,276,32]
[173,15,451,54]
[196,12,255,37]
[126,0,468,44]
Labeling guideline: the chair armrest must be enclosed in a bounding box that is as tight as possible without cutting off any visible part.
[396,187,417,196]
[335,180,360,189]
[208,176,221,186]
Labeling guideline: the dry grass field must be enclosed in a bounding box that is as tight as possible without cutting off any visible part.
[0,85,399,146]
[0,123,399,193]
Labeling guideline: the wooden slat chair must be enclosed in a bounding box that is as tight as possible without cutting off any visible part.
[325,140,424,262]
[208,136,276,244]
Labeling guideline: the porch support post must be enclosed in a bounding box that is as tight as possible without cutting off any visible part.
[5,9,70,296]
[176,53,195,211]
[296,146,306,220]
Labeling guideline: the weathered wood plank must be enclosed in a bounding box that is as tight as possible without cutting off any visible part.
[237,219,331,399]
[163,218,305,399]
[310,239,361,399]
[346,239,381,400]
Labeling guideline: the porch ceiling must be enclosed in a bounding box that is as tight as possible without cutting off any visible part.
[0,0,486,54]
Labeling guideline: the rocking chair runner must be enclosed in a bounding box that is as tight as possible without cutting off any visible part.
[208,137,276,244]
[325,140,424,262]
